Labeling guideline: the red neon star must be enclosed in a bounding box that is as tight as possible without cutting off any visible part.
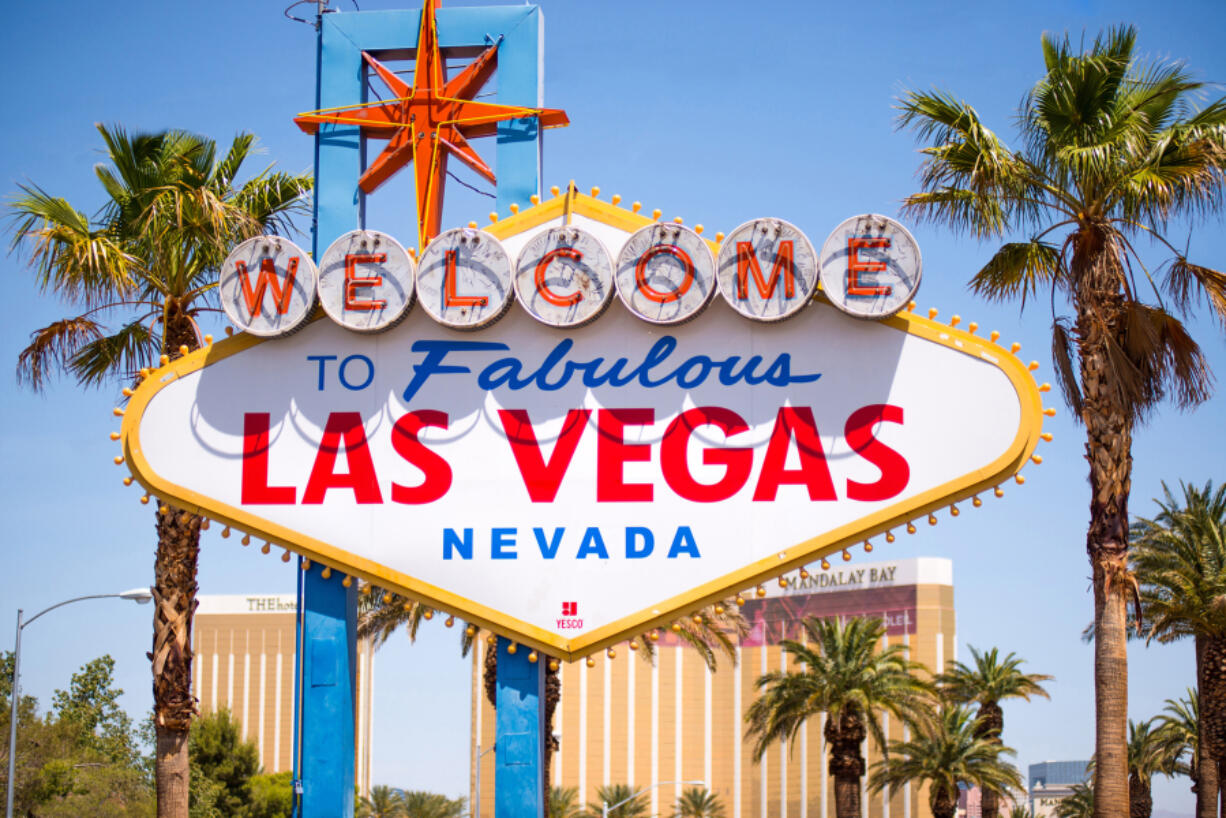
[295,0,569,248]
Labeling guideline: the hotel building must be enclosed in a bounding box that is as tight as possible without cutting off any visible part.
[191,593,375,792]
[471,557,955,817]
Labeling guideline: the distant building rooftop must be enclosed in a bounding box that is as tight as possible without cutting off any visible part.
[1029,760,1090,790]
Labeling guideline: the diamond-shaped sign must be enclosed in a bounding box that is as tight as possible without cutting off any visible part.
[122,193,1045,661]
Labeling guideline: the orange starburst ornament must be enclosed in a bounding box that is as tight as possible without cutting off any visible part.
[294,0,569,249]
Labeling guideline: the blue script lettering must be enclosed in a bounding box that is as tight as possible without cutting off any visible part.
[402,337,820,401]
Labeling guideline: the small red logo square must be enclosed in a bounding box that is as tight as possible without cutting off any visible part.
[561,601,578,616]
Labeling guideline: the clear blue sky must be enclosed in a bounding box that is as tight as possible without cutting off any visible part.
[2,0,1225,813]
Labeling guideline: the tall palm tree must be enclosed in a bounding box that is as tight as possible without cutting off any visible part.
[1154,690,1203,807]
[869,704,1023,818]
[1124,718,1179,818]
[745,616,933,818]
[548,786,583,818]
[672,786,725,818]
[1054,783,1095,818]
[938,646,1052,818]
[7,124,310,815]
[897,26,1226,816]
[1132,480,1226,817]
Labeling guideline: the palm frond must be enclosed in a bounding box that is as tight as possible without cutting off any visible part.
[16,316,104,391]
[1164,257,1226,327]
[69,319,160,387]
[1050,317,1085,418]
[969,240,1062,305]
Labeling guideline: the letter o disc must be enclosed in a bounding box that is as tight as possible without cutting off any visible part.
[615,223,716,325]
[416,227,514,330]
[818,214,922,320]
[514,227,614,328]
[317,230,415,333]
[715,218,817,322]
[219,236,318,337]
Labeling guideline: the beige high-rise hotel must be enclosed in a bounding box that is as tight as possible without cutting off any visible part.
[471,557,955,817]
[192,593,376,793]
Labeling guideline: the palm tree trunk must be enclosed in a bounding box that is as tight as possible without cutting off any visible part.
[152,502,201,817]
[825,710,866,818]
[977,701,1004,818]
[1195,637,1218,818]
[1130,772,1152,818]
[152,311,201,818]
[929,783,958,818]
[1075,233,1132,818]
[1202,635,1226,818]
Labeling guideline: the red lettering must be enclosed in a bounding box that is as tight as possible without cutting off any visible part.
[846,237,892,297]
[390,410,452,504]
[752,407,836,501]
[735,240,795,300]
[241,413,296,504]
[661,407,752,502]
[344,253,388,311]
[237,257,299,316]
[597,408,654,502]
[635,245,694,304]
[499,409,591,502]
[534,248,584,307]
[444,250,489,307]
[845,404,909,500]
[302,412,383,504]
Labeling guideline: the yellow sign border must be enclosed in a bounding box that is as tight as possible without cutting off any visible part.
[122,193,1048,662]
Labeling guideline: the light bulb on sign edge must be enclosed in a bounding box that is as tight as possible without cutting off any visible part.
[506,642,516,655]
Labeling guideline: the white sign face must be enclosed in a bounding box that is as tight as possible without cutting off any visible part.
[416,227,514,330]
[219,237,318,337]
[317,230,415,333]
[125,303,1042,659]
[514,227,614,328]
[819,214,922,319]
[615,224,715,325]
[716,218,818,322]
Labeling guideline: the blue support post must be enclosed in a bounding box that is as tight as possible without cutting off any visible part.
[293,563,358,818]
[495,639,545,818]
[298,9,551,815]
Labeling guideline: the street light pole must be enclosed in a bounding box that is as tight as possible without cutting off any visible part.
[602,780,706,818]
[5,588,152,818]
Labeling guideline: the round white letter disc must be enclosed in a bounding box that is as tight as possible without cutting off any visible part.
[715,218,817,322]
[818,214,922,320]
[219,236,318,337]
[514,227,614,328]
[615,223,716,325]
[416,228,514,330]
[317,230,416,333]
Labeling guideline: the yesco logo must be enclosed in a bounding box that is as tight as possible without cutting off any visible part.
[219,215,922,337]
[558,601,582,630]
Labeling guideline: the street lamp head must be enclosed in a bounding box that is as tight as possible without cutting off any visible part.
[118,587,154,604]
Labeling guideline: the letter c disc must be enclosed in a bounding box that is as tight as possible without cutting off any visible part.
[514,227,614,328]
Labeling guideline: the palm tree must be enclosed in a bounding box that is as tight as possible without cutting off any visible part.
[938,646,1052,818]
[1153,690,1202,804]
[6,124,309,815]
[897,26,1226,816]
[1054,783,1095,818]
[745,616,933,818]
[1132,481,1226,817]
[1124,718,1179,818]
[585,783,648,818]
[672,785,725,818]
[398,790,465,818]
[548,786,583,818]
[869,704,1023,818]
[358,784,406,818]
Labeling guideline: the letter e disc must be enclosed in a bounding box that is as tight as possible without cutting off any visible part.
[220,236,318,337]
[514,227,614,328]
[715,218,817,322]
[615,223,716,325]
[417,228,514,330]
[818,214,922,320]
[318,230,415,333]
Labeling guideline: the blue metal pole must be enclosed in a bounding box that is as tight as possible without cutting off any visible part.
[494,639,545,818]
